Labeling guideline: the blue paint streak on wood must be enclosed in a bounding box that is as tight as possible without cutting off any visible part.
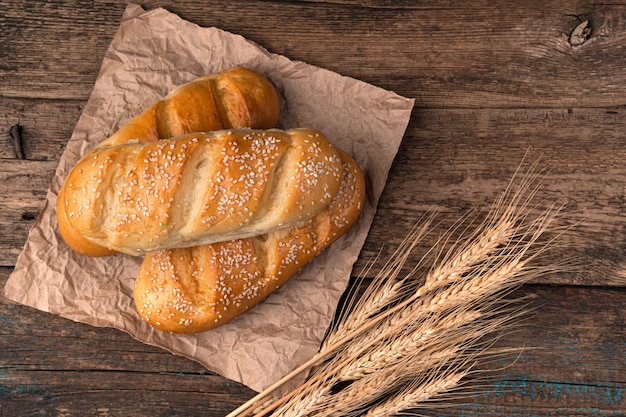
[428,403,626,417]
[0,373,40,397]
[393,376,625,416]
[486,376,624,408]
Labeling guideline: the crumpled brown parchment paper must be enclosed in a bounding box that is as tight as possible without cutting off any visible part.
[3,4,414,393]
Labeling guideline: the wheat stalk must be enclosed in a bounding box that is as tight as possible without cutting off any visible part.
[288,303,528,416]
[363,371,466,417]
[321,215,437,352]
[337,311,480,381]
[227,162,570,417]
[314,358,443,417]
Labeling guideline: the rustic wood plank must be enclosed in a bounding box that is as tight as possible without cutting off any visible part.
[151,0,626,108]
[0,97,84,161]
[0,266,256,416]
[357,107,626,287]
[4,1,626,108]
[3,266,624,415]
[0,1,121,100]
[1,377,250,417]
[0,159,57,265]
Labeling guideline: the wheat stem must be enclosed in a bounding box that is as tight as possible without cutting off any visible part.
[279,218,542,416]
[314,360,424,416]
[272,383,331,417]
[363,372,466,417]
[338,310,481,381]
[321,216,436,351]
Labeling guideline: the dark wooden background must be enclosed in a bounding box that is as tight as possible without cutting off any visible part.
[2,1,626,415]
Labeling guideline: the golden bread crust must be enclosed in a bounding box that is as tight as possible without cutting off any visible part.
[134,149,365,333]
[57,67,280,256]
[56,65,366,335]
[59,129,343,256]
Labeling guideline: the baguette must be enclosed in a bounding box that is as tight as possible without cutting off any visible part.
[134,148,365,333]
[57,66,280,256]
[98,66,280,149]
[57,128,344,256]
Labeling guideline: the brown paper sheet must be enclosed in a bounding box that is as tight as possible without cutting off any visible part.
[4,4,414,393]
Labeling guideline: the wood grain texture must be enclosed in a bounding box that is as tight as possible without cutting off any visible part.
[359,107,626,286]
[3,1,626,107]
[0,97,84,160]
[0,1,119,100]
[2,0,626,415]
[416,285,626,417]
[0,159,56,264]
[0,267,257,416]
[2,267,624,416]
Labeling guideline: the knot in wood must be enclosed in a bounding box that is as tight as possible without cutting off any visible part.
[9,123,25,160]
[569,20,591,47]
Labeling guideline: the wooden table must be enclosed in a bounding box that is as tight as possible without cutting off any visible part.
[2,1,625,415]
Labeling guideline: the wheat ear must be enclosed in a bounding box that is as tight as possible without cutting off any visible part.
[226,162,568,417]
[363,371,466,417]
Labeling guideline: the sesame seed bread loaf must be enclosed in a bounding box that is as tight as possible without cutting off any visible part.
[57,66,280,256]
[57,128,344,256]
[56,65,366,334]
[134,148,365,333]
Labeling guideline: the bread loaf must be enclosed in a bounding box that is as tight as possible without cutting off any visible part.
[98,66,280,149]
[134,148,365,333]
[57,128,344,256]
[56,65,366,334]
[57,66,280,256]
